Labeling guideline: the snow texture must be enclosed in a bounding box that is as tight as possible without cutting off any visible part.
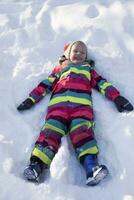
[0,0,134,200]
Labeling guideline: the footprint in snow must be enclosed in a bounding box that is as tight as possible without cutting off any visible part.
[86,5,99,19]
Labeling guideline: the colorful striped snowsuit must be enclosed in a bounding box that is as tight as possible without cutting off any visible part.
[29,62,120,167]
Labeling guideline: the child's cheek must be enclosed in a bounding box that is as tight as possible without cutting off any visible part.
[70,55,75,61]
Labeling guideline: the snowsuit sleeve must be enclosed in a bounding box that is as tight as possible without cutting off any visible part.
[91,68,120,101]
[28,65,62,104]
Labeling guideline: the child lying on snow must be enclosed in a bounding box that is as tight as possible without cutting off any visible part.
[17,41,133,186]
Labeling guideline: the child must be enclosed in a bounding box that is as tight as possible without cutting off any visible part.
[17,41,133,186]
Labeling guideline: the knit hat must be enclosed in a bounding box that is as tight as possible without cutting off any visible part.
[64,41,87,60]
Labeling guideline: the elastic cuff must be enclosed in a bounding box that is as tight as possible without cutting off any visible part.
[28,97,36,103]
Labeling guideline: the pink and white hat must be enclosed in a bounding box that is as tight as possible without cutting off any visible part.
[63,41,87,59]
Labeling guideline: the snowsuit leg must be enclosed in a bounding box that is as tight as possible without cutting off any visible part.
[69,118,98,161]
[31,103,69,167]
[68,104,99,162]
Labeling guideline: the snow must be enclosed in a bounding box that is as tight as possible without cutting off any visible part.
[0,0,134,199]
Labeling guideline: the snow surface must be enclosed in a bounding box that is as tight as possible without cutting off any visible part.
[0,0,134,200]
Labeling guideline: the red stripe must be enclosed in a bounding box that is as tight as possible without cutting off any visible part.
[48,105,67,113]
[52,64,65,75]
[36,132,45,143]
[47,109,68,119]
[47,105,93,120]
[70,107,93,119]
[106,88,120,100]
[31,86,46,96]
[36,131,61,152]
[70,128,94,147]
[53,78,91,93]
[44,137,60,151]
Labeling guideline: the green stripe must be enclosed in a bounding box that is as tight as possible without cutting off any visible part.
[70,121,92,132]
[53,91,91,100]
[43,119,67,133]
[35,144,55,160]
[42,79,52,87]
[48,96,92,106]
[70,118,89,127]
[43,123,65,135]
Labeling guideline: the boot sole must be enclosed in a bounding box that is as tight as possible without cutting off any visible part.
[23,167,39,182]
[86,166,109,186]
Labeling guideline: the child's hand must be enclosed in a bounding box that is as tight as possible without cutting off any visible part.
[114,96,133,112]
[17,98,34,111]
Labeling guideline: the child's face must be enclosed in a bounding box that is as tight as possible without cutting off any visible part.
[69,42,87,64]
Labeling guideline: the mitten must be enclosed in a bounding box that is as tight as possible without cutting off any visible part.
[114,96,133,112]
[88,59,95,68]
[17,98,34,111]
[59,55,66,64]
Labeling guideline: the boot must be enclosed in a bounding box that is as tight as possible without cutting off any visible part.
[86,164,109,186]
[23,156,44,182]
[82,154,109,186]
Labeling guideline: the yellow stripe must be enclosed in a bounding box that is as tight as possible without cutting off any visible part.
[48,77,55,83]
[28,97,36,103]
[60,68,91,80]
[60,70,70,80]
[43,123,65,135]
[72,68,91,80]
[70,121,92,132]
[78,147,99,159]
[101,82,112,90]
[48,96,92,106]
[100,82,112,95]
[32,148,51,166]
[81,63,91,67]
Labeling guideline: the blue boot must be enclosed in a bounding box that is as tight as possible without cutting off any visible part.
[83,155,109,186]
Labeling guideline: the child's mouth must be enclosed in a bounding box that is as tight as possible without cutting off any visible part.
[74,56,82,61]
